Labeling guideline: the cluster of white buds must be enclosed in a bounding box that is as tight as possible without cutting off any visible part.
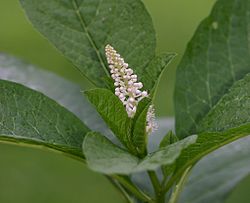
[146,105,158,134]
[105,44,157,133]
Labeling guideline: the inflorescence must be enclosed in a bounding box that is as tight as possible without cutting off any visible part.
[105,44,157,134]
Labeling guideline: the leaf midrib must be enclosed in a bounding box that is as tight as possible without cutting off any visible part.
[71,0,110,77]
[0,136,85,162]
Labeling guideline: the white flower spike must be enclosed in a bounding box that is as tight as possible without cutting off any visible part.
[105,44,157,133]
[146,105,158,134]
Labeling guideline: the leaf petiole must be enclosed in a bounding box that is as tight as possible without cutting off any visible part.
[112,175,154,203]
[167,166,193,203]
[147,171,163,202]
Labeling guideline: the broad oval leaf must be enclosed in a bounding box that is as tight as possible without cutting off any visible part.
[20,0,156,87]
[174,72,250,181]
[0,53,110,136]
[0,79,89,158]
[175,0,250,138]
[179,136,250,203]
[82,131,197,174]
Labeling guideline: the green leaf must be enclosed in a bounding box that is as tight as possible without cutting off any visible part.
[199,73,250,132]
[170,71,250,186]
[84,88,134,152]
[132,102,151,157]
[133,119,250,203]
[159,130,179,148]
[131,118,175,195]
[132,97,151,124]
[131,97,151,157]
[83,132,139,174]
[160,131,179,178]
[140,53,176,93]
[20,0,156,87]
[0,79,89,158]
[82,131,197,174]
[135,135,196,172]
[0,53,110,136]
[174,0,250,138]
[179,136,250,203]
[169,123,250,193]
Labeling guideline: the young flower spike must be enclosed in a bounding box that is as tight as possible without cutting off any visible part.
[105,44,157,133]
[146,105,158,134]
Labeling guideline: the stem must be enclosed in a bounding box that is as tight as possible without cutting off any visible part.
[107,176,134,203]
[112,175,153,203]
[147,171,161,194]
[168,166,193,203]
[162,176,177,195]
[116,184,135,203]
[147,171,164,203]
[160,167,169,188]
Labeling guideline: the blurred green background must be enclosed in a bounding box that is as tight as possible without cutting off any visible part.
[0,0,249,202]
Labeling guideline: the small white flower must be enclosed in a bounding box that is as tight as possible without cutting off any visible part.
[105,44,157,134]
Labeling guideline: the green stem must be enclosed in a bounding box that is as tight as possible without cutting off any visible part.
[162,176,177,195]
[148,171,160,193]
[160,167,169,188]
[168,166,193,203]
[112,175,153,203]
[147,171,164,203]
[107,176,134,203]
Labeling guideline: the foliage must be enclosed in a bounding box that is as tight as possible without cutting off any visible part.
[0,0,249,202]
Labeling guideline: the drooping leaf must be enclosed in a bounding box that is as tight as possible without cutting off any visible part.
[84,88,135,152]
[0,79,89,158]
[82,131,197,174]
[0,53,111,136]
[20,0,156,87]
[175,0,250,138]
[179,136,250,203]
[140,53,176,93]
